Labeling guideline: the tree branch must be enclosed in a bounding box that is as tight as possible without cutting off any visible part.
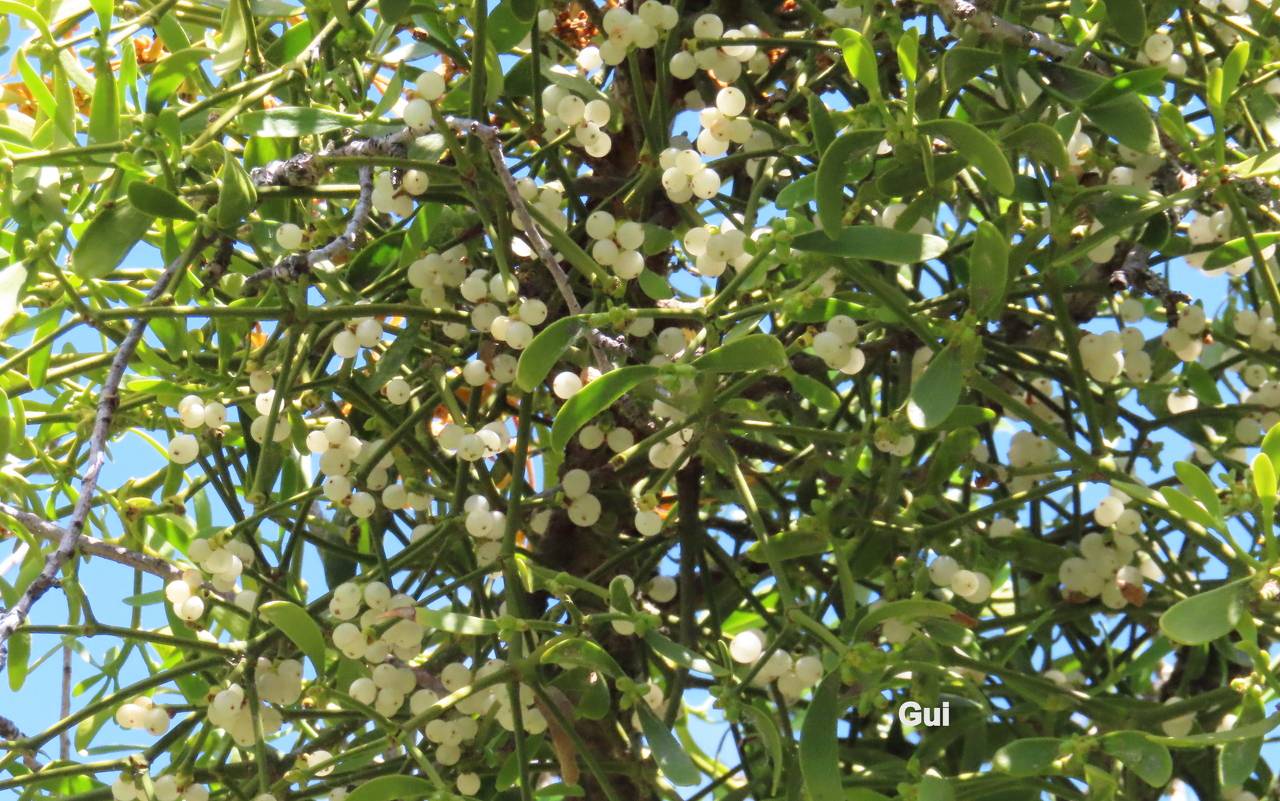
[446,116,621,371]
[243,129,415,292]
[0,237,209,670]
[0,502,235,602]
[935,0,1111,74]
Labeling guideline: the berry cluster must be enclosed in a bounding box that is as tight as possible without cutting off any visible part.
[669,15,765,83]
[330,580,426,664]
[927,556,994,604]
[576,1,678,70]
[730,629,825,700]
[811,314,865,375]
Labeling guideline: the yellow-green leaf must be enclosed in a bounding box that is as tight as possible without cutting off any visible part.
[260,600,328,672]
[918,119,1014,196]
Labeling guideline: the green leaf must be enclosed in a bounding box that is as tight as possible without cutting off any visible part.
[7,629,29,691]
[968,221,1009,320]
[1158,578,1247,645]
[694,334,788,373]
[787,371,840,412]
[238,106,364,137]
[942,46,999,93]
[1086,94,1159,153]
[1105,0,1146,45]
[1083,66,1168,108]
[1204,233,1280,269]
[1264,421,1280,466]
[917,775,954,801]
[993,738,1064,776]
[1003,123,1070,172]
[345,775,435,801]
[807,93,835,156]
[637,269,673,300]
[72,203,154,279]
[1218,695,1265,786]
[777,173,818,209]
[510,0,536,23]
[146,48,213,112]
[643,629,728,676]
[127,181,198,221]
[917,119,1014,196]
[0,263,26,330]
[0,1,52,41]
[542,636,624,679]
[816,131,885,232]
[896,28,919,83]
[213,149,258,231]
[854,599,955,638]
[88,54,118,144]
[1159,486,1220,533]
[213,0,248,76]
[832,28,880,100]
[1173,461,1221,521]
[799,673,844,801]
[416,607,500,635]
[908,346,963,429]
[1230,147,1280,178]
[550,365,659,453]
[259,600,327,672]
[792,226,947,265]
[1252,453,1276,507]
[516,316,584,392]
[1101,731,1171,787]
[636,703,701,787]
[1215,41,1250,111]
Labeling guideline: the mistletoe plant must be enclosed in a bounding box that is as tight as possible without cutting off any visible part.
[3,0,1280,799]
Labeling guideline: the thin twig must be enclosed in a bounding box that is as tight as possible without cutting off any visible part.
[244,129,415,292]
[446,116,616,371]
[0,502,234,601]
[935,0,1111,74]
[0,715,41,771]
[59,645,71,760]
[0,237,209,670]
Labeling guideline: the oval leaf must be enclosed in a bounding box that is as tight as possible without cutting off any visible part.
[854,599,956,639]
[72,203,154,279]
[832,28,880,100]
[239,106,364,137]
[800,673,845,801]
[908,346,963,430]
[918,119,1014,196]
[993,737,1064,776]
[260,599,327,672]
[968,221,1009,320]
[214,149,258,231]
[816,130,885,232]
[550,365,658,453]
[1158,579,1246,645]
[1003,122,1070,172]
[516,315,584,392]
[693,334,787,373]
[416,607,499,635]
[636,703,701,787]
[345,775,435,801]
[1101,731,1171,787]
[793,226,948,265]
[542,636,624,679]
[127,181,198,221]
